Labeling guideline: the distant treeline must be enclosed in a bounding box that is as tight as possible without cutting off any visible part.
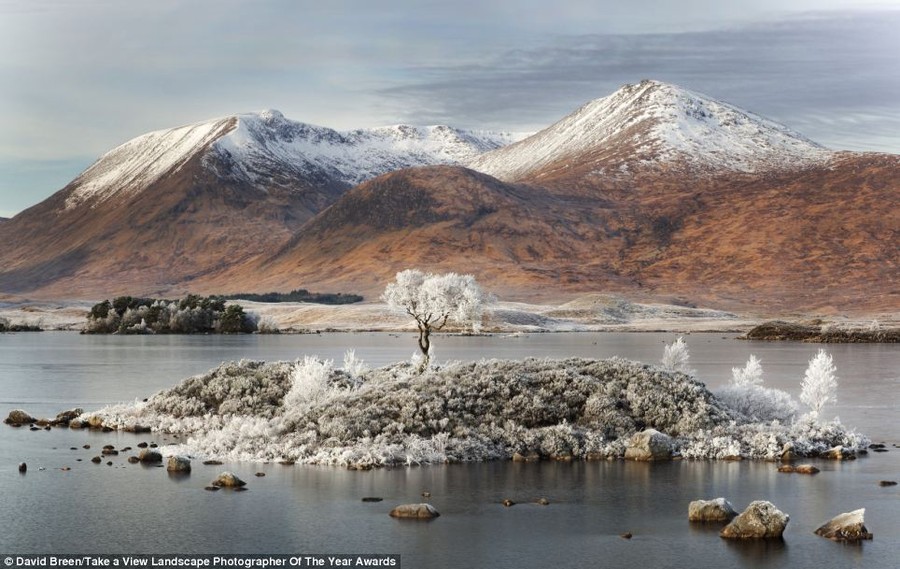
[223,288,363,304]
[84,294,257,334]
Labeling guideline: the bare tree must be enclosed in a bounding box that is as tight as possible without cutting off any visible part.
[382,269,484,371]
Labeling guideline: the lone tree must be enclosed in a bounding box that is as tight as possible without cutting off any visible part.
[382,269,484,370]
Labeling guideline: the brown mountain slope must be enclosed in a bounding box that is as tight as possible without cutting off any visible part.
[196,156,898,313]
[0,151,345,298]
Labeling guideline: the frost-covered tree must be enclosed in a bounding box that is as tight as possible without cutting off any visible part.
[382,269,484,371]
[800,349,838,419]
[661,336,693,375]
[731,355,763,387]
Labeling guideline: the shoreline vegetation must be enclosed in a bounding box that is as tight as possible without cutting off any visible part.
[222,289,363,305]
[82,295,259,335]
[744,320,900,343]
[39,338,868,468]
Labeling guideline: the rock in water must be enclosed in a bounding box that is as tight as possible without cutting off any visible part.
[138,449,163,463]
[211,472,246,488]
[688,498,738,522]
[720,501,789,539]
[389,503,440,519]
[54,408,83,425]
[18,462,27,473]
[624,429,673,461]
[166,456,191,473]
[5,410,36,425]
[814,509,873,541]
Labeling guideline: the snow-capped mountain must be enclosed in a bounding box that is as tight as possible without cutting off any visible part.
[468,80,833,182]
[65,109,519,210]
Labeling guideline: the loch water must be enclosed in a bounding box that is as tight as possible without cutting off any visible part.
[1,332,898,568]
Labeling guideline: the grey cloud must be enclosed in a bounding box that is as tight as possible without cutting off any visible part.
[377,10,900,151]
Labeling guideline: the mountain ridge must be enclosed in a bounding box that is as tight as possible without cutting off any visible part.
[1,80,896,314]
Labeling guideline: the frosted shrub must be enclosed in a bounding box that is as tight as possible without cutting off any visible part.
[342,350,369,384]
[867,319,880,332]
[284,356,336,409]
[800,349,837,419]
[256,316,279,334]
[661,336,693,375]
[731,355,763,386]
[715,384,797,424]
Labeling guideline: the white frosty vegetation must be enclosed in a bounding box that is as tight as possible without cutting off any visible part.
[715,355,797,425]
[382,269,484,371]
[83,351,866,467]
[660,336,694,375]
[800,349,838,419]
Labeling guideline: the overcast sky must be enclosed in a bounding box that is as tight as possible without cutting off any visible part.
[2,0,899,217]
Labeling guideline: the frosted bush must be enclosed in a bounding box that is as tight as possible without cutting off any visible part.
[715,384,797,424]
[800,349,837,419]
[283,356,336,409]
[342,350,369,384]
[731,355,763,387]
[661,336,693,375]
[256,316,280,334]
[867,319,881,332]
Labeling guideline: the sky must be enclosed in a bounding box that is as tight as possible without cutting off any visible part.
[1,0,900,218]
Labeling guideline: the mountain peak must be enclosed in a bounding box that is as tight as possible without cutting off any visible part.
[468,80,831,181]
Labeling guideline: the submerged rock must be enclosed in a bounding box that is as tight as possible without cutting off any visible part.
[361,497,383,502]
[879,480,897,487]
[5,409,36,425]
[211,472,246,488]
[624,429,673,461]
[203,460,223,466]
[138,449,163,463]
[777,464,820,475]
[814,509,873,541]
[166,456,191,473]
[18,462,27,473]
[720,501,789,539]
[502,499,515,507]
[389,503,440,519]
[688,498,738,522]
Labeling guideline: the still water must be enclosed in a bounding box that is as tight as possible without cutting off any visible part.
[1,332,898,568]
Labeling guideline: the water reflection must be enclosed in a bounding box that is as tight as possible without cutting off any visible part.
[723,538,788,563]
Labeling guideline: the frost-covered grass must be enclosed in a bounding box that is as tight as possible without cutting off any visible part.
[83,355,868,467]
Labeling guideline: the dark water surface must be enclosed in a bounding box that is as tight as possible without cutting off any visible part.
[1,332,898,568]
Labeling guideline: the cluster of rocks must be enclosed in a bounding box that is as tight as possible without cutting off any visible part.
[688,498,873,542]
[4,408,151,433]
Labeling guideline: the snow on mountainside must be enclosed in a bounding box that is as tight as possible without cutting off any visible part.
[468,80,833,181]
[64,109,520,209]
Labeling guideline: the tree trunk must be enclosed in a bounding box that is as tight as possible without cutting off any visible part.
[417,325,431,372]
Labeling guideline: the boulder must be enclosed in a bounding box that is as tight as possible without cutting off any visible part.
[821,446,855,460]
[68,420,85,429]
[720,501,789,539]
[5,409,36,425]
[124,424,151,434]
[389,503,440,519]
[814,509,873,541]
[624,429,673,461]
[211,471,246,488]
[166,456,191,473]
[780,442,797,462]
[688,498,738,522]
[86,415,104,429]
[54,408,83,425]
[138,449,163,463]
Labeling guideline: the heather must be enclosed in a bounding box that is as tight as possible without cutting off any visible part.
[84,353,868,467]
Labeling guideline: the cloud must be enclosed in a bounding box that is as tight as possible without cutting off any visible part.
[376,10,900,151]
